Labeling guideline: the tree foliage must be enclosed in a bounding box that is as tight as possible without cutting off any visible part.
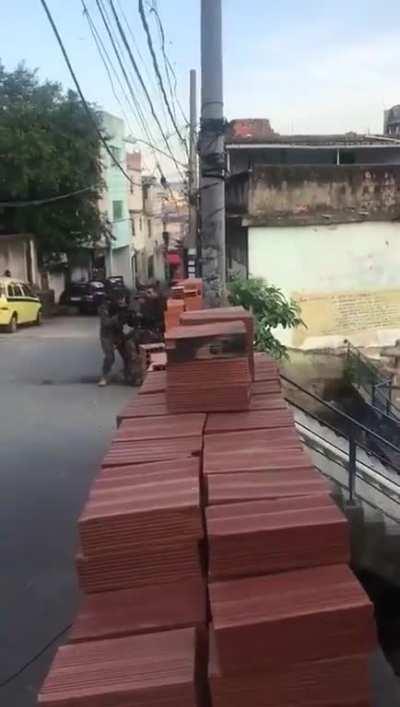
[227,276,304,359]
[0,62,106,263]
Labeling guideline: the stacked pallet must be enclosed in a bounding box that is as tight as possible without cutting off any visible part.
[39,293,377,707]
[165,321,251,413]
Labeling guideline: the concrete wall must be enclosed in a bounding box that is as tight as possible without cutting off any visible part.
[246,165,400,226]
[249,221,400,348]
[0,235,38,284]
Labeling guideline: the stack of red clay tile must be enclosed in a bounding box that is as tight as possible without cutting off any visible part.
[165,321,251,413]
[39,290,377,707]
[165,298,185,332]
[181,277,204,311]
[180,305,255,378]
[205,350,377,707]
[139,342,165,373]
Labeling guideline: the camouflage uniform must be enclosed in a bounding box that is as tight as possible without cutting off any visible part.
[99,301,141,385]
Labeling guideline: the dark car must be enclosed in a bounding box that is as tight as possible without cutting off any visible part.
[59,281,105,314]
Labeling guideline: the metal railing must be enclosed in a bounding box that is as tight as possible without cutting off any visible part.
[346,341,400,419]
[282,374,400,506]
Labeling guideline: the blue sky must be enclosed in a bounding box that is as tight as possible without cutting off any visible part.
[2,1,400,173]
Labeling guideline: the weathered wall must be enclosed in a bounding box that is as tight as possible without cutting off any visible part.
[246,165,400,226]
[249,221,400,347]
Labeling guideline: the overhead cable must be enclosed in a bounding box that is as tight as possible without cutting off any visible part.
[0,186,96,208]
[149,4,189,127]
[138,0,188,156]
[106,0,185,178]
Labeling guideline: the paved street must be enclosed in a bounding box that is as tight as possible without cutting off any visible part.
[0,316,132,706]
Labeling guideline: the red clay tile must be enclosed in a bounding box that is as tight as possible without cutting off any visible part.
[252,379,281,395]
[138,370,167,395]
[39,627,199,706]
[167,358,251,388]
[93,458,200,492]
[69,578,206,643]
[206,469,330,505]
[209,564,377,674]
[180,307,255,377]
[102,436,202,467]
[205,409,294,434]
[209,632,371,707]
[79,475,203,556]
[114,413,206,443]
[207,495,349,580]
[77,539,203,593]
[204,429,305,475]
[249,394,288,411]
[117,394,170,423]
[166,322,247,364]
[167,385,251,414]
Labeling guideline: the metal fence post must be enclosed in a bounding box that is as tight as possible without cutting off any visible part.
[348,430,357,503]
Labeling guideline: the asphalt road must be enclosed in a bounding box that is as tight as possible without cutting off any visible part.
[0,316,132,706]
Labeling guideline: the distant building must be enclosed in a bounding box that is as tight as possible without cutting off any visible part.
[384,106,400,136]
[226,119,400,349]
[99,111,133,287]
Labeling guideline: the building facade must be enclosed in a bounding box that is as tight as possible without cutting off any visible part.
[226,120,400,349]
[100,111,133,287]
[384,106,400,137]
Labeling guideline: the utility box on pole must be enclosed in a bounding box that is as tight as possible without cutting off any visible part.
[200,0,226,307]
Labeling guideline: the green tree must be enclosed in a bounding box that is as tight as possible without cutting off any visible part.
[0,62,106,264]
[228,276,304,359]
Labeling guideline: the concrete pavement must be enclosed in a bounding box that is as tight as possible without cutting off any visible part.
[0,316,132,706]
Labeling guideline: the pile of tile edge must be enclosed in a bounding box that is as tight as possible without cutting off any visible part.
[38,309,377,707]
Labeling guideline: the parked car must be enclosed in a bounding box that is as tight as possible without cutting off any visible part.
[105,276,125,291]
[59,281,105,314]
[0,277,42,333]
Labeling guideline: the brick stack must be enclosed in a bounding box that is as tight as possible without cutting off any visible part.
[39,628,202,707]
[181,277,204,311]
[180,306,255,378]
[165,298,185,332]
[165,321,251,413]
[39,288,377,707]
[204,350,377,707]
[40,391,207,705]
[139,342,166,372]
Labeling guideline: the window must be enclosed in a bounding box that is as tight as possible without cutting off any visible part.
[130,182,134,194]
[339,151,356,165]
[8,284,22,297]
[112,200,123,221]
[22,284,33,297]
[148,220,152,240]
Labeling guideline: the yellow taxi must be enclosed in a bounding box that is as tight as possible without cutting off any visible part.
[0,277,42,333]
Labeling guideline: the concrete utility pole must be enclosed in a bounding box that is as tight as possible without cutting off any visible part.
[200,0,226,307]
[187,69,198,278]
